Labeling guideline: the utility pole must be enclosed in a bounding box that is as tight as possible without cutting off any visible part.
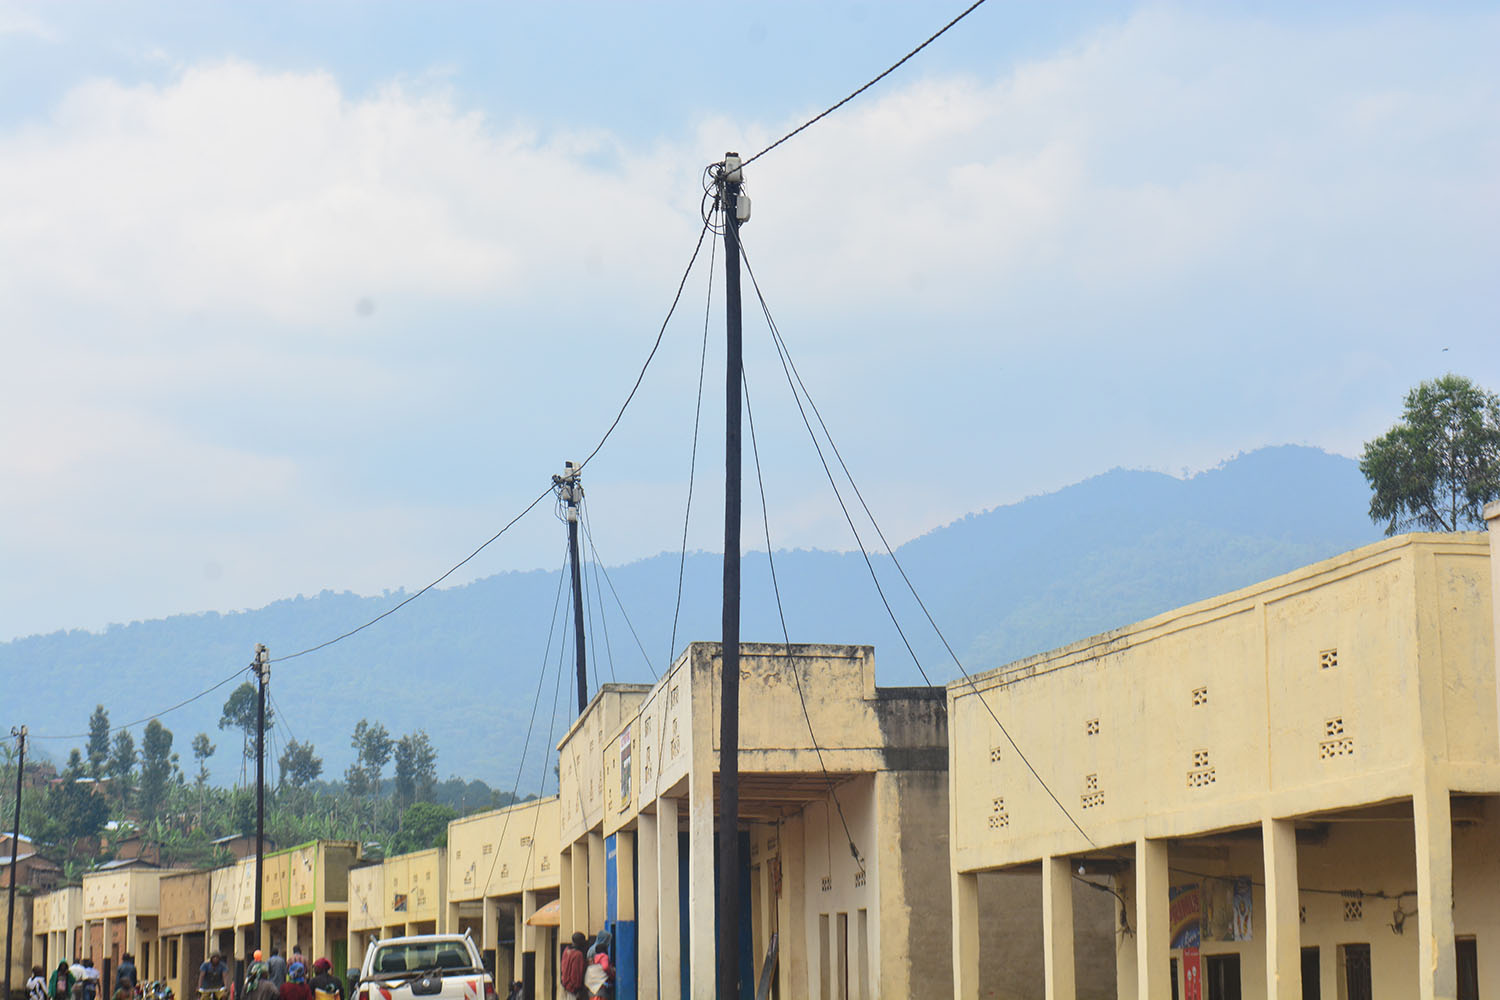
[553,461,589,715]
[3,725,25,1000]
[717,151,749,1000]
[253,645,268,956]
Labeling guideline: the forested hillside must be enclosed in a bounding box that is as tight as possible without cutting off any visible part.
[1,445,1379,792]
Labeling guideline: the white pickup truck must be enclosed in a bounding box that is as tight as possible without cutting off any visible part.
[355,934,495,1000]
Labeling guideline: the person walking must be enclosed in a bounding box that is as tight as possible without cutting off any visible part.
[266,950,287,988]
[79,959,101,1000]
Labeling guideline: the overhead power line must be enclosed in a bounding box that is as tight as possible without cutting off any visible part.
[741,0,992,170]
[272,217,714,666]
[739,237,1096,848]
[30,667,247,741]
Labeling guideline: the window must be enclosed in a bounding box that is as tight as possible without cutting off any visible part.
[1301,946,1320,1000]
[1205,953,1241,1000]
[1457,938,1478,1000]
[856,909,870,1000]
[1338,944,1371,1000]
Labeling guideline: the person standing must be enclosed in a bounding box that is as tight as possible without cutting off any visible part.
[116,954,138,996]
[279,963,311,1000]
[558,934,587,1000]
[266,950,287,989]
[80,959,101,1000]
[48,961,74,1000]
[29,965,49,1000]
[307,959,341,1000]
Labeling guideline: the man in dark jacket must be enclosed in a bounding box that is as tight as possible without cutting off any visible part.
[115,955,137,995]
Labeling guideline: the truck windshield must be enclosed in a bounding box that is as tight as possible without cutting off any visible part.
[369,943,476,976]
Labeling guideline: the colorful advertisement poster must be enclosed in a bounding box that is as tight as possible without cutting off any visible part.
[1203,876,1255,942]
[1182,946,1202,1000]
[1169,884,1202,949]
[618,726,632,811]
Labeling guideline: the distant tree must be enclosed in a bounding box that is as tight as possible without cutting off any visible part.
[43,776,109,858]
[138,720,175,823]
[64,748,85,779]
[351,720,393,800]
[87,706,111,779]
[192,733,215,787]
[108,729,137,804]
[343,762,370,798]
[393,731,438,809]
[390,801,456,855]
[219,682,273,761]
[1361,374,1500,534]
[277,739,324,789]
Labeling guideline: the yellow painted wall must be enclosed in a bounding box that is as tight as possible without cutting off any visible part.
[949,535,1497,871]
[447,797,560,900]
[83,869,160,919]
[158,871,210,935]
[347,866,383,933]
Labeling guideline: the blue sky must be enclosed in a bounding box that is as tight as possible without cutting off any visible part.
[1,1,1496,643]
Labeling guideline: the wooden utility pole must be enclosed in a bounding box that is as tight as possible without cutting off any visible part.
[3,725,25,999]
[253,645,268,956]
[718,151,747,1000]
[553,462,589,715]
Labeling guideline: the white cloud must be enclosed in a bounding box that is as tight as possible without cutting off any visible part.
[0,6,1496,639]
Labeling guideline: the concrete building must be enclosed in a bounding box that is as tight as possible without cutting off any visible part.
[557,642,952,1000]
[346,846,449,964]
[948,532,1500,1000]
[81,865,162,978]
[209,841,359,972]
[157,870,210,1000]
[33,885,83,968]
[445,797,561,996]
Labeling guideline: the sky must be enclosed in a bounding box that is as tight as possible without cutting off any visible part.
[1,0,1496,645]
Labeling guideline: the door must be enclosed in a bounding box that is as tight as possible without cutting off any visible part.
[1340,944,1372,1000]
[1204,953,1241,1000]
[1457,938,1478,1000]
[1300,947,1320,1000]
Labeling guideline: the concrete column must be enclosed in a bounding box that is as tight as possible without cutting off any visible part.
[558,848,574,945]
[1414,784,1457,1000]
[638,814,659,1000]
[686,764,715,1000]
[1486,501,1500,758]
[587,832,607,934]
[1135,838,1170,1000]
[518,890,537,988]
[616,831,637,923]
[657,798,681,1000]
[1262,818,1301,1000]
[572,843,591,942]
[482,896,502,960]
[287,915,302,959]
[951,870,979,1000]
[1043,857,1076,1000]
[778,814,806,1000]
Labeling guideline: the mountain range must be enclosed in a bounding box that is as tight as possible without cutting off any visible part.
[0,445,1381,791]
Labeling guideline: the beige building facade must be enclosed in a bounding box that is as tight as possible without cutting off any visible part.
[346,846,449,966]
[33,884,83,969]
[81,867,162,978]
[558,642,953,1000]
[446,797,561,994]
[948,532,1500,1000]
[157,869,210,1000]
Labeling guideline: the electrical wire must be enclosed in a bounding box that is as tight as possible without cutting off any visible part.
[579,502,656,679]
[29,667,248,741]
[474,541,572,898]
[669,225,718,667]
[271,217,714,666]
[578,520,613,685]
[743,366,864,871]
[739,237,1097,848]
[585,534,618,685]
[740,0,993,170]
